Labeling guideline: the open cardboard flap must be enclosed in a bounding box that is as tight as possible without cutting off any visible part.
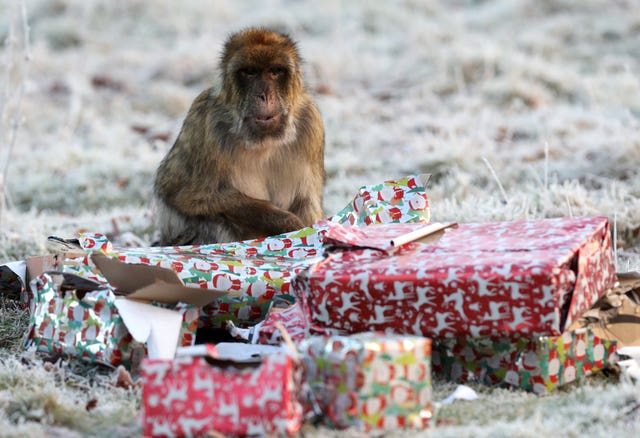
[577,273,640,347]
[91,253,237,306]
[91,253,249,359]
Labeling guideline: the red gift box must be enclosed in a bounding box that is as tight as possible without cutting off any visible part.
[294,216,616,339]
[141,344,303,437]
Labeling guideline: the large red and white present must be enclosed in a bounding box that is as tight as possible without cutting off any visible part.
[294,216,616,339]
[141,344,303,437]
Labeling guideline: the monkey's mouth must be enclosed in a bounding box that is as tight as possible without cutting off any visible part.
[254,113,281,126]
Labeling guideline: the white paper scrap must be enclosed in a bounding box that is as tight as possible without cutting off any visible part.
[441,385,479,405]
[114,298,182,360]
[617,346,640,380]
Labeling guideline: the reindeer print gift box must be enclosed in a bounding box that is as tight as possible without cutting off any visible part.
[141,344,303,437]
[295,216,616,339]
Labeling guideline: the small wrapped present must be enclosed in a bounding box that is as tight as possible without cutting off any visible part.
[141,344,303,437]
[299,333,433,431]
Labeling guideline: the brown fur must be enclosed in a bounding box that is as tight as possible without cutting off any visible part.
[154,28,325,246]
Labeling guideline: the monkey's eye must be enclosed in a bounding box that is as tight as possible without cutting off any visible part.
[268,67,287,79]
[238,67,258,78]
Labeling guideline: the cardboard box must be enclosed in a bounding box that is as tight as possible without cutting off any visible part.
[141,344,303,437]
[24,264,215,367]
[294,216,616,339]
[432,328,617,394]
[60,174,432,328]
[299,333,433,431]
[577,273,640,347]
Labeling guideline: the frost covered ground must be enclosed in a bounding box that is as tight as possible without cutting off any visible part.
[1,0,639,436]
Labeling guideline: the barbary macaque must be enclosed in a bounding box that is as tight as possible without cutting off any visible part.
[154,28,325,245]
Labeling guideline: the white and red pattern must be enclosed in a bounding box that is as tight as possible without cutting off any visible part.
[294,216,616,339]
[255,303,309,345]
[227,302,310,345]
[141,349,303,437]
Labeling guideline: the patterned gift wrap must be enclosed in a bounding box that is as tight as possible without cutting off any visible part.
[141,347,303,437]
[25,272,199,367]
[300,333,433,431]
[294,216,616,339]
[62,175,431,328]
[432,329,617,393]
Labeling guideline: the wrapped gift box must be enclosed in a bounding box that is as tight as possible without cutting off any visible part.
[25,272,200,367]
[432,328,617,393]
[61,174,431,328]
[299,333,433,431]
[141,344,303,437]
[294,216,616,339]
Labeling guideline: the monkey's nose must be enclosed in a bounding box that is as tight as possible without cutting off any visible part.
[256,93,267,102]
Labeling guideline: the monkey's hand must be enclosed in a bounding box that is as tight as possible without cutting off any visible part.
[224,198,306,238]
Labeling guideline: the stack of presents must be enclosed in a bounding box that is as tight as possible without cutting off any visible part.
[2,174,639,436]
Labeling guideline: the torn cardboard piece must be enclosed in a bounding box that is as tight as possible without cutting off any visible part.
[573,273,640,347]
[91,253,236,306]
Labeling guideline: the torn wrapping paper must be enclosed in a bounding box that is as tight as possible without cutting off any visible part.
[25,272,199,367]
[299,333,433,431]
[226,301,309,345]
[294,216,616,339]
[432,328,616,394]
[141,344,304,437]
[61,174,431,328]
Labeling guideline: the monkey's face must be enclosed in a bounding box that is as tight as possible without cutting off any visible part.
[235,63,290,138]
[221,29,304,146]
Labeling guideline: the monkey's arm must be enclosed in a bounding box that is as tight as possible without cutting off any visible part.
[165,178,305,237]
[287,99,326,226]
